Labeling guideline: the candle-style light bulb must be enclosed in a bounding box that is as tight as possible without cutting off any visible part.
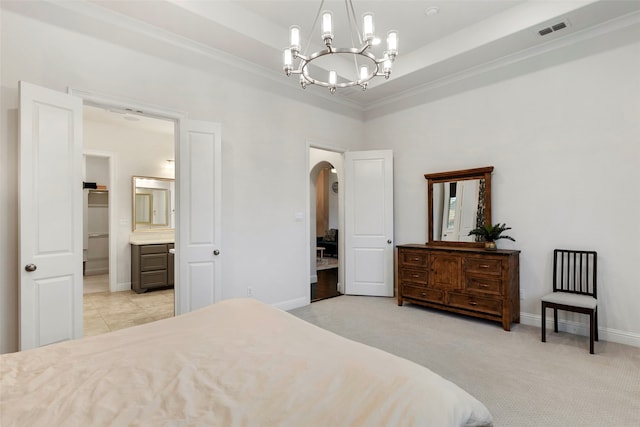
[329,70,337,86]
[387,30,398,60]
[383,58,392,79]
[363,13,375,42]
[322,11,333,45]
[360,65,368,81]
[283,48,292,75]
[289,26,301,53]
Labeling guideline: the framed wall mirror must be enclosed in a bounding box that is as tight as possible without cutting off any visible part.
[132,176,175,231]
[425,166,493,247]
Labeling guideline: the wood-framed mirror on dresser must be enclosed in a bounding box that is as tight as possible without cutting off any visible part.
[426,166,493,247]
[397,166,520,331]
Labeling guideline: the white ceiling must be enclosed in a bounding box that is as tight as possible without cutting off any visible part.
[5,0,640,114]
[83,105,176,135]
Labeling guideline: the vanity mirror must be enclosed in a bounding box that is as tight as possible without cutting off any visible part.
[132,176,175,231]
[425,166,493,247]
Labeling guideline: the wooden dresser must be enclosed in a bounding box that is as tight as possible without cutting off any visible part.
[131,243,174,293]
[397,244,520,330]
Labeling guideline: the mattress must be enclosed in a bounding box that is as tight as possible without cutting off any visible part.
[1,298,492,426]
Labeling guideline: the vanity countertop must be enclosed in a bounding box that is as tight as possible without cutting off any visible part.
[129,232,175,245]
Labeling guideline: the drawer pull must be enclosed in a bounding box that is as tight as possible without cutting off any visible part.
[421,292,427,296]
[479,284,489,288]
[412,257,419,261]
[412,274,420,278]
[479,264,490,268]
[469,301,478,306]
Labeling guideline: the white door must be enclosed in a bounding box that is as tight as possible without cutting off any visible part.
[344,150,394,296]
[19,81,84,350]
[175,120,222,314]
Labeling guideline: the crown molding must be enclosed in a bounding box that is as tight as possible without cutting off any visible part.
[37,1,640,121]
[44,0,365,119]
[363,9,640,120]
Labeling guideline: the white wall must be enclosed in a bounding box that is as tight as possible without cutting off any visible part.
[366,36,640,343]
[0,10,362,353]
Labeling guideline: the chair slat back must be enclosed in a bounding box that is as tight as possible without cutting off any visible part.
[553,249,597,298]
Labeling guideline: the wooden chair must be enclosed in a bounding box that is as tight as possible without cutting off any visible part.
[541,249,598,354]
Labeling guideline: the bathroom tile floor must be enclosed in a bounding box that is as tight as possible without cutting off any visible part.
[83,289,174,337]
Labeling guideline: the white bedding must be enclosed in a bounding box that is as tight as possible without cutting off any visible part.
[1,298,492,426]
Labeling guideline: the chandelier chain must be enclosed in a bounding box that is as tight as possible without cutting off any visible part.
[346,0,362,77]
[304,0,326,56]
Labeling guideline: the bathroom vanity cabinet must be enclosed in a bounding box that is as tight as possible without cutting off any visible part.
[131,243,174,293]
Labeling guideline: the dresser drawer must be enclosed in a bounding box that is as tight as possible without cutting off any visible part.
[141,270,168,288]
[447,292,502,316]
[141,253,167,271]
[399,250,428,267]
[463,257,502,276]
[465,275,502,295]
[399,268,428,285]
[402,285,444,304]
[140,244,168,254]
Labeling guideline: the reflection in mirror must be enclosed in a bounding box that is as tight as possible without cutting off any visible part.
[135,193,152,224]
[425,167,493,247]
[132,177,175,231]
[432,180,483,242]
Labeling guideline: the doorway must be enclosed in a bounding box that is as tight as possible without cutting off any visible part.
[309,147,344,302]
[19,81,223,350]
[83,154,111,294]
[82,105,176,337]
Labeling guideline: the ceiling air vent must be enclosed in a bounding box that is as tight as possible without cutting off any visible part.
[537,20,569,37]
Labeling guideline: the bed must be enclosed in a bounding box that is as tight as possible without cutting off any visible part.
[1,298,492,426]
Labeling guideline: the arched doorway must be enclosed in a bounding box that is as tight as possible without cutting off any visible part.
[309,149,343,302]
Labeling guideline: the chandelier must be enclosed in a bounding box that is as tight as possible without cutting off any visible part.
[283,0,398,94]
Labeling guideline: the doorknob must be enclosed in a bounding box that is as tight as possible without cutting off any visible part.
[387,240,392,244]
[25,264,37,272]
[213,250,220,256]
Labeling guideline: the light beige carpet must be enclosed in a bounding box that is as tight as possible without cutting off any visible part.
[289,295,640,427]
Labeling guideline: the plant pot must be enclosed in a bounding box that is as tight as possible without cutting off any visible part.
[484,241,497,251]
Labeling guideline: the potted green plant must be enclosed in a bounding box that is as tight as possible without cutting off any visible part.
[468,223,515,250]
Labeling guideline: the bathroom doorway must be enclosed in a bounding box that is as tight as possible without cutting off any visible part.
[82,105,176,336]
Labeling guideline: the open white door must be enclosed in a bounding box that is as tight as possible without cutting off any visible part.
[175,120,222,314]
[344,150,394,296]
[19,81,84,350]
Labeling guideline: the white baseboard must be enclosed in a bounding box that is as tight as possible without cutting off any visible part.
[113,281,131,292]
[520,312,640,349]
[273,296,309,311]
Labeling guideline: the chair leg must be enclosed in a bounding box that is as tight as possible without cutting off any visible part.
[589,311,595,354]
[595,309,599,341]
[553,308,558,333]
[541,303,546,342]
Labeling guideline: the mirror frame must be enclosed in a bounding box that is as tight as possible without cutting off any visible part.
[425,166,493,247]
[132,176,175,232]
